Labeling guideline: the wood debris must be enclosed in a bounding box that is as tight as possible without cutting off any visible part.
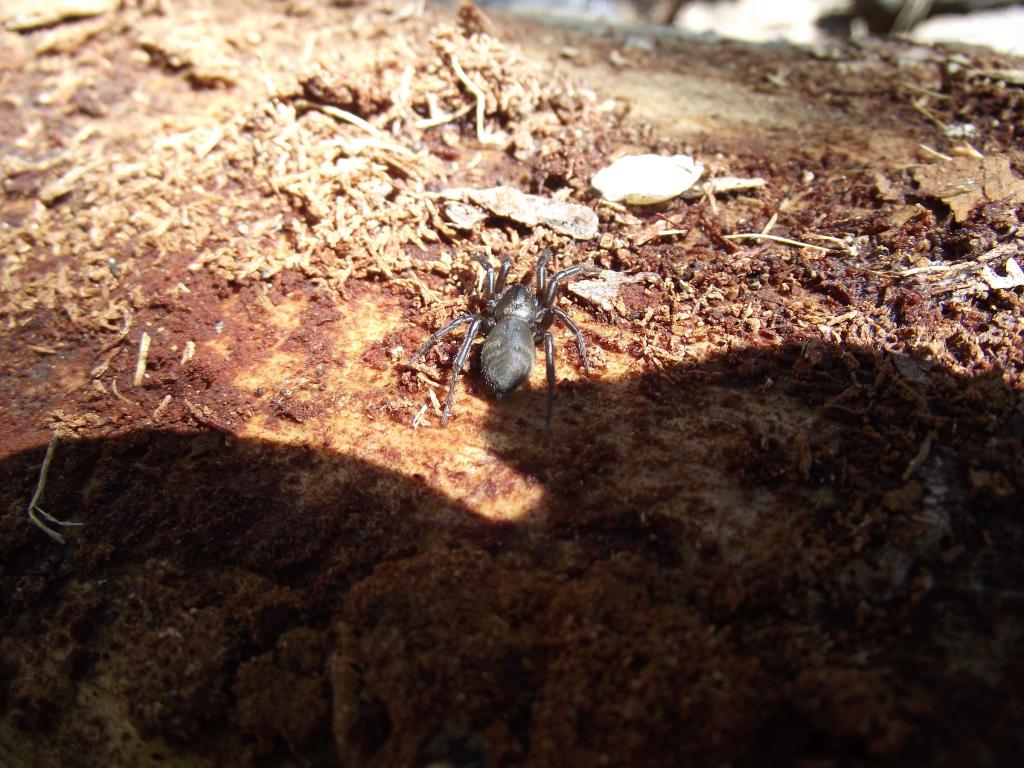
[137,14,242,86]
[981,257,1024,291]
[440,186,599,239]
[444,200,488,230]
[911,155,1024,222]
[892,242,1024,299]
[965,68,1024,86]
[568,270,660,313]
[3,0,115,32]
[591,153,704,205]
[682,176,767,200]
[133,332,151,387]
[26,435,83,544]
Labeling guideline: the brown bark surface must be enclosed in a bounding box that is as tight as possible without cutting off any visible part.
[1,1,1022,765]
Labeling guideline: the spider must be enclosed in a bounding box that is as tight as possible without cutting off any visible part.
[411,251,596,433]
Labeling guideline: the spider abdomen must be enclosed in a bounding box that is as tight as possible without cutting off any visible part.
[480,318,535,397]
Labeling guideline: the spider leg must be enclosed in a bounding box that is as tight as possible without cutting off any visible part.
[441,317,484,425]
[410,314,477,363]
[548,306,591,374]
[542,264,599,307]
[474,255,496,299]
[535,248,554,296]
[543,330,555,442]
[494,257,512,295]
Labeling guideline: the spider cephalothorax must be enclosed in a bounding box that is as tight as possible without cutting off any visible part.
[411,251,595,433]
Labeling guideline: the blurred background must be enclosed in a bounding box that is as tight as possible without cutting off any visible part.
[476,0,1024,55]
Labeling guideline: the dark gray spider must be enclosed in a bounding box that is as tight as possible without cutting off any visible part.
[411,251,596,432]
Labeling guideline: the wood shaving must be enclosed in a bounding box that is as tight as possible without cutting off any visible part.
[682,176,767,200]
[133,332,151,387]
